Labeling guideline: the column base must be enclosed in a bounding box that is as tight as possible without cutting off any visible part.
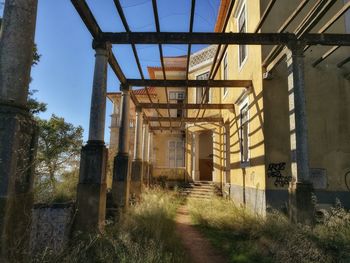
[75,142,107,233]
[0,104,38,261]
[142,162,149,186]
[130,159,143,202]
[112,153,130,212]
[289,182,315,224]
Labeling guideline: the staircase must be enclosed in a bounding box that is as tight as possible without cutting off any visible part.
[180,181,221,199]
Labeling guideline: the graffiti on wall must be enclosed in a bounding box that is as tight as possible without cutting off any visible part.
[267,162,292,187]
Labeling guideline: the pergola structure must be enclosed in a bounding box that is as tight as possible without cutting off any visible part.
[0,0,349,256]
[69,0,350,230]
[69,0,350,229]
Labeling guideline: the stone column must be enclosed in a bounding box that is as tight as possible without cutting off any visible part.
[0,0,39,260]
[130,107,143,200]
[75,41,110,232]
[286,45,314,224]
[112,85,131,210]
[142,122,149,186]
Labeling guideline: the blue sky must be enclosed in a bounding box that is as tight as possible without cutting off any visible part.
[1,0,220,143]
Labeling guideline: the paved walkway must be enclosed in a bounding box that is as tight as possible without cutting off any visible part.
[175,205,228,263]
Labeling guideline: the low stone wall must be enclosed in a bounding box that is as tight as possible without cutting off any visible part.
[30,202,75,255]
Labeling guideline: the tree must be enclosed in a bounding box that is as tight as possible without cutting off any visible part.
[35,115,83,201]
[28,44,47,115]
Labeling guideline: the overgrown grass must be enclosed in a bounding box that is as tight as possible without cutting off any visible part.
[34,188,188,263]
[188,197,350,263]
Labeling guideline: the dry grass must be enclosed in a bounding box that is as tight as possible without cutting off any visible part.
[188,197,350,263]
[34,188,188,263]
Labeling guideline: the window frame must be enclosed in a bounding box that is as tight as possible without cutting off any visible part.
[222,53,228,98]
[237,2,248,70]
[168,140,185,168]
[239,96,250,166]
[169,91,185,117]
[195,71,210,104]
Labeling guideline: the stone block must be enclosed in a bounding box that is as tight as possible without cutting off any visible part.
[75,183,107,232]
[78,141,108,184]
[289,182,315,224]
[0,104,38,261]
[130,160,143,200]
[112,153,130,210]
[75,142,107,232]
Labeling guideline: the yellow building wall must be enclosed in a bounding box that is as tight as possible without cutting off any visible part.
[261,0,350,207]
[216,0,266,212]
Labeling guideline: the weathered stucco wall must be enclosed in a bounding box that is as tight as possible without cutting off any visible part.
[219,0,266,214]
[261,0,350,208]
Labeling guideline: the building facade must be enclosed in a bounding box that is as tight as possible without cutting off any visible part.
[185,0,350,215]
[107,0,350,215]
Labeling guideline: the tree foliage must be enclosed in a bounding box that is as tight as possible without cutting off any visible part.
[35,115,83,202]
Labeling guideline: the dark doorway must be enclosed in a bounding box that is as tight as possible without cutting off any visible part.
[199,130,213,181]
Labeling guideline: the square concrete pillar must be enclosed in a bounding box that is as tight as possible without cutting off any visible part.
[130,160,143,201]
[289,182,314,225]
[0,106,38,260]
[75,142,107,232]
[286,46,314,224]
[112,153,130,211]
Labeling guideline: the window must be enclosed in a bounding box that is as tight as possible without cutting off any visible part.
[169,141,184,168]
[196,72,210,103]
[238,4,247,67]
[223,53,228,97]
[169,91,185,117]
[240,100,249,164]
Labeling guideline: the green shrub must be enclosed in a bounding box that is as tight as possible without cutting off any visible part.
[188,197,350,263]
[34,188,188,263]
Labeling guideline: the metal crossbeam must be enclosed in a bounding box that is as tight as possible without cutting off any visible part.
[101,32,350,46]
[127,79,252,87]
[197,0,236,120]
[152,0,171,132]
[113,0,163,129]
[138,103,234,110]
[148,117,223,123]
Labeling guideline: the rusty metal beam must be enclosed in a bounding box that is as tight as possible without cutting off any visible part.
[152,0,171,132]
[337,56,350,68]
[264,0,338,68]
[71,0,129,87]
[139,103,234,110]
[71,0,101,38]
[149,126,182,131]
[312,46,340,67]
[109,53,127,84]
[148,117,223,123]
[126,79,252,87]
[304,1,350,52]
[181,0,196,130]
[254,0,277,33]
[101,32,296,45]
[198,0,236,120]
[113,0,163,129]
[101,32,350,46]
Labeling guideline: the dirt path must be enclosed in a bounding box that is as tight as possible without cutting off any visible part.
[175,205,228,263]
